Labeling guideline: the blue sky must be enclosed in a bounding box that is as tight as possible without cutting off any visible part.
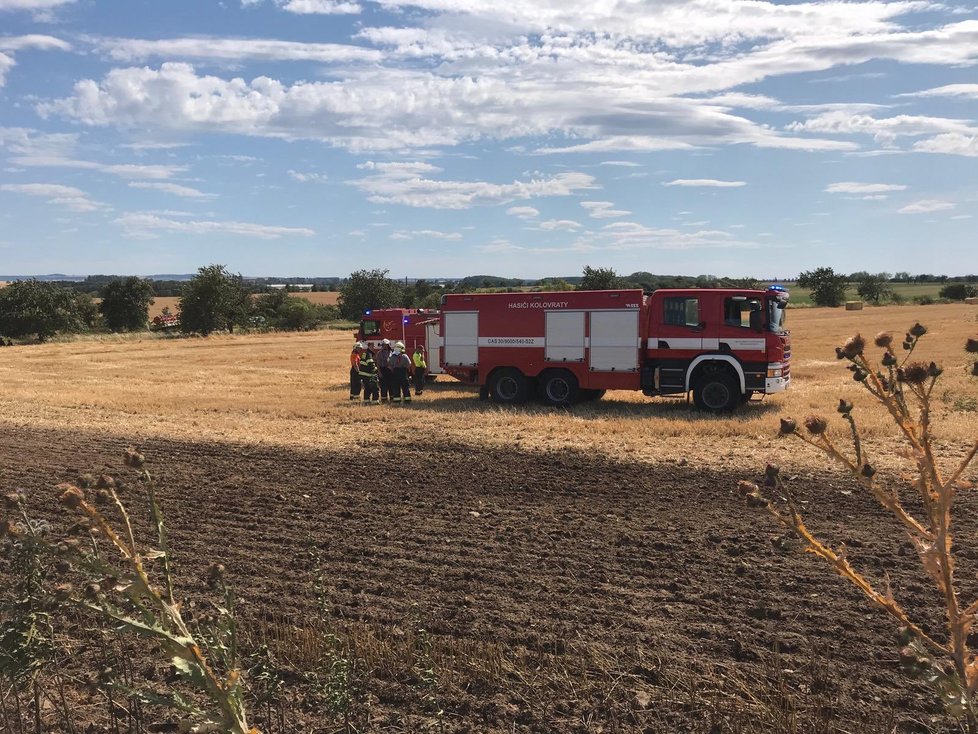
[0,0,976,279]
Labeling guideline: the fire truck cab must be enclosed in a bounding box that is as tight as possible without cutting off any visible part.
[438,286,790,411]
[356,308,444,375]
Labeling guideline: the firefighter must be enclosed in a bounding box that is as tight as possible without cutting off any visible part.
[390,341,413,403]
[412,344,427,396]
[358,351,380,404]
[376,339,393,402]
[349,342,364,400]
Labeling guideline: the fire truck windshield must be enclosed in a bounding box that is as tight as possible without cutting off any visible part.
[767,299,787,334]
[360,319,380,336]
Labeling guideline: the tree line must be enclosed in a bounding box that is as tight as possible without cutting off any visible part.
[3,265,975,342]
[0,265,341,342]
[798,268,978,307]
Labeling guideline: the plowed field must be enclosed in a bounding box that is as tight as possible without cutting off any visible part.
[2,423,971,733]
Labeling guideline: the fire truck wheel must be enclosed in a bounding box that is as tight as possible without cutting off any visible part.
[693,372,740,413]
[488,368,530,404]
[540,370,579,406]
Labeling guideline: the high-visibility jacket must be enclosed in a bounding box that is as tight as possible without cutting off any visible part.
[350,351,361,370]
[358,359,379,381]
[413,351,426,369]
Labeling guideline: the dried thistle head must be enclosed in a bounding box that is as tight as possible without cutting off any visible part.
[966,338,978,354]
[779,417,797,436]
[882,352,897,367]
[124,448,145,469]
[95,475,115,490]
[205,562,226,589]
[57,484,85,510]
[837,399,853,415]
[804,415,828,435]
[972,361,978,377]
[874,332,893,348]
[897,362,929,385]
[840,334,866,359]
[909,323,927,338]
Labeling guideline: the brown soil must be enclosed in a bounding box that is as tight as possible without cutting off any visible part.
[0,425,970,733]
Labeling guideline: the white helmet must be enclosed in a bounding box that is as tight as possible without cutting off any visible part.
[395,341,405,350]
[382,338,391,345]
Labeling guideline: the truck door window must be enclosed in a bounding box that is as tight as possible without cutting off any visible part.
[663,297,699,327]
[723,297,762,328]
[360,320,380,336]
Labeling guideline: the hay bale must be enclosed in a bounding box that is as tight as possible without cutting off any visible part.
[845,301,864,311]
[965,297,978,305]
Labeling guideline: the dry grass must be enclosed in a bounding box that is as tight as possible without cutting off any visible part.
[0,303,975,473]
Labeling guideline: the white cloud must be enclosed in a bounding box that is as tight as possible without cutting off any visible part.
[128,181,216,199]
[94,36,379,64]
[10,155,185,180]
[288,170,328,183]
[897,84,978,99]
[389,229,461,240]
[243,0,360,12]
[0,53,12,87]
[280,0,360,13]
[787,111,977,147]
[951,214,973,220]
[506,206,539,219]
[351,164,597,209]
[581,201,630,219]
[0,0,75,9]
[824,182,907,194]
[113,212,315,239]
[0,34,71,52]
[912,133,978,157]
[0,183,104,212]
[598,160,641,167]
[897,199,956,214]
[538,219,581,231]
[663,179,746,188]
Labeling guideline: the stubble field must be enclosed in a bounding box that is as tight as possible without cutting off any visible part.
[1,303,977,732]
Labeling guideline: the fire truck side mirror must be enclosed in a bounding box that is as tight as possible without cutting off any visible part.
[749,310,763,332]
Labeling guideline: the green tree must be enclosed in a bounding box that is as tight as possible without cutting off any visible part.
[578,266,621,291]
[338,269,403,320]
[852,272,893,304]
[179,265,252,336]
[99,276,155,331]
[0,279,94,341]
[939,283,978,300]
[797,267,848,307]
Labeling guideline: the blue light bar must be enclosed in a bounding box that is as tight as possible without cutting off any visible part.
[767,284,788,292]
[403,317,409,324]
[365,309,372,315]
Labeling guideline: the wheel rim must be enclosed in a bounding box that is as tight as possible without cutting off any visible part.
[547,378,571,402]
[702,381,730,410]
[496,376,519,401]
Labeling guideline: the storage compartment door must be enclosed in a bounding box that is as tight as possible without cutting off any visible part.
[545,311,585,362]
[443,312,478,366]
[589,310,640,372]
[425,322,444,374]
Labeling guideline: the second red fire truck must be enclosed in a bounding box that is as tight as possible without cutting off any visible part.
[356,308,444,376]
[436,286,790,411]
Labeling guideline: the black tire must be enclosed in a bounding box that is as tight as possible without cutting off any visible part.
[489,368,530,404]
[578,388,606,403]
[693,372,740,413]
[740,389,755,404]
[540,370,579,406]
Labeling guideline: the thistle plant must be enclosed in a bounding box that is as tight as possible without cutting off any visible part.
[8,449,259,734]
[740,324,978,730]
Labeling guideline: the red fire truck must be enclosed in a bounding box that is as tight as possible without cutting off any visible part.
[356,308,444,376]
[437,286,790,411]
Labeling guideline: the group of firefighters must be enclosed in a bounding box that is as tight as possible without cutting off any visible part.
[349,339,427,404]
